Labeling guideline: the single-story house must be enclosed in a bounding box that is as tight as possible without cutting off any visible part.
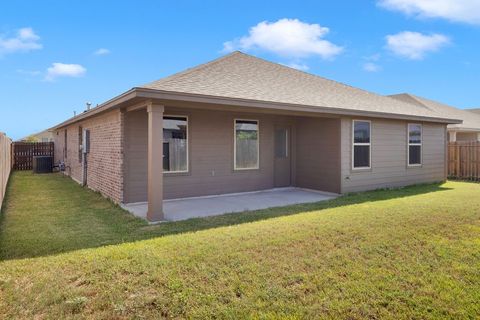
[20,129,54,143]
[467,108,480,115]
[389,93,480,142]
[51,52,461,222]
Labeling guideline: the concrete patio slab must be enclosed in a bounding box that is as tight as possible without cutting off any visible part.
[122,187,338,222]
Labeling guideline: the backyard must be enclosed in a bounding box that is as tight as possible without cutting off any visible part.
[0,172,479,319]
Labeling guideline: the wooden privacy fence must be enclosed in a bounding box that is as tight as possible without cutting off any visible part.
[1,132,12,210]
[12,142,54,171]
[448,141,480,180]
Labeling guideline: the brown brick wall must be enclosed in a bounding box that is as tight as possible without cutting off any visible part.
[53,109,124,203]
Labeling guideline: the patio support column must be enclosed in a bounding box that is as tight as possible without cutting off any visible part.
[147,102,165,222]
[449,131,457,142]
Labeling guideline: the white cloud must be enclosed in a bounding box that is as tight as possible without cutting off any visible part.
[0,27,42,55]
[45,63,86,81]
[223,18,343,60]
[361,53,382,72]
[385,31,450,60]
[18,28,39,41]
[378,0,480,25]
[94,48,110,55]
[363,62,381,72]
[283,62,309,71]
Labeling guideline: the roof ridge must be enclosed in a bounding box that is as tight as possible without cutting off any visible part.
[145,51,425,111]
[137,52,461,123]
[387,93,436,112]
[236,52,407,104]
[400,93,480,123]
[141,51,244,88]
[236,53,459,117]
[402,93,434,110]
[409,94,475,114]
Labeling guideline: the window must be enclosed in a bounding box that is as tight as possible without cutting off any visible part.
[235,119,259,170]
[64,130,68,159]
[163,116,188,173]
[78,126,83,163]
[353,120,371,169]
[275,128,288,158]
[408,123,422,166]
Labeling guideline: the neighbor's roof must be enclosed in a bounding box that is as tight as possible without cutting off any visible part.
[52,52,461,130]
[18,128,54,142]
[467,108,480,115]
[389,94,480,131]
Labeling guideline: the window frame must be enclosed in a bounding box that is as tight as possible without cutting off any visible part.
[234,118,260,171]
[64,129,68,159]
[78,126,83,163]
[407,123,422,167]
[163,115,189,174]
[352,119,372,170]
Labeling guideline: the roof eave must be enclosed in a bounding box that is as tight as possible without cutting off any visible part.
[50,87,463,131]
[448,127,480,132]
[49,88,137,130]
[136,87,462,124]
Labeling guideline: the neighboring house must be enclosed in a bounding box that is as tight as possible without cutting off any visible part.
[20,129,54,143]
[467,108,480,115]
[389,93,480,142]
[51,52,460,222]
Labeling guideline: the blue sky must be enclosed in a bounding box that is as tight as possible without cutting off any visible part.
[1,0,479,140]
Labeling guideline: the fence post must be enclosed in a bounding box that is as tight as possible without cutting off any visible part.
[1,133,12,210]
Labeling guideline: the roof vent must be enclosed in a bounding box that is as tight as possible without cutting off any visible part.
[86,102,92,111]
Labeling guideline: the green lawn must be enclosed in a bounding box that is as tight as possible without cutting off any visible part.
[0,172,479,319]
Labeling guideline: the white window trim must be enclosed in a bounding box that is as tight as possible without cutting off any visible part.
[352,119,372,170]
[163,115,189,174]
[407,123,422,167]
[234,118,260,171]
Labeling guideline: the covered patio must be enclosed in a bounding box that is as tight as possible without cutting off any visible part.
[122,99,342,222]
[122,187,338,222]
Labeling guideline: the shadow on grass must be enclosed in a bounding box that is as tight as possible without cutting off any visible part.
[447,176,480,184]
[135,182,452,237]
[0,172,452,261]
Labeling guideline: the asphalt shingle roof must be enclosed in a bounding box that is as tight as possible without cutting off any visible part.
[467,108,480,115]
[389,93,480,131]
[142,51,459,122]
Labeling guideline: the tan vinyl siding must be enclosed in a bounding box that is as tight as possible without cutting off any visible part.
[124,109,148,203]
[295,117,341,193]
[340,117,446,193]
